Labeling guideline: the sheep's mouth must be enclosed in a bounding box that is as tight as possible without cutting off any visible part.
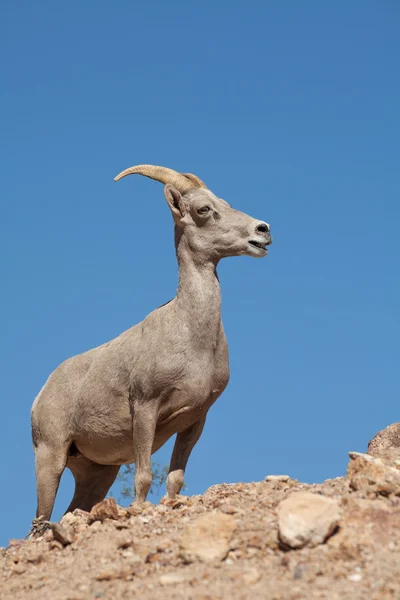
[249,241,267,250]
[247,239,268,257]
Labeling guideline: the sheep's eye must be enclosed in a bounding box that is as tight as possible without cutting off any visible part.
[197,206,211,215]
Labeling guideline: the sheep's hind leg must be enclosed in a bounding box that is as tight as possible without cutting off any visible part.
[166,416,206,499]
[34,442,69,521]
[66,454,120,514]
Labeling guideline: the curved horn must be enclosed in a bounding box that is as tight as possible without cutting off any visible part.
[182,173,208,189]
[114,164,198,194]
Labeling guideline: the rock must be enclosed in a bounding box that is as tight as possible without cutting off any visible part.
[247,534,263,549]
[347,452,400,496]
[49,522,73,546]
[58,513,76,529]
[116,532,134,549]
[89,498,119,523]
[368,423,400,454]
[348,571,363,582]
[95,567,131,581]
[12,564,27,575]
[57,508,90,539]
[60,511,89,537]
[127,504,144,517]
[72,508,90,522]
[265,529,279,549]
[220,504,238,515]
[49,540,64,551]
[180,511,237,563]
[8,539,26,548]
[265,475,290,482]
[126,501,152,517]
[278,492,341,549]
[367,424,400,464]
[25,546,44,563]
[146,551,164,564]
[160,496,192,509]
[242,568,262,585]
[159,571,191,586]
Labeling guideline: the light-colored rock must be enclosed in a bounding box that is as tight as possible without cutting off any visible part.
[95,567,131,581]
[265,475,290,482]
[89,498,119,523]
[347,452,400,496]
[72,508,90,522]
[160,495,192,509]
[366,424,400,465]
[49,522,73,546]
[12,564,27,575]
[60,510,90,537]
[367,423,400,456]
[348,571,363,582]
[89,520,102,531]
[49,540,64,552]
[278,491,341,549]
[159,571,191,586]
[126,501,152,517]
[180,511,237,563]
[59,513,77,528]
[242,568,262,585]
[220,503,239,515]
[117,507,128,519]
[24,546,44,564]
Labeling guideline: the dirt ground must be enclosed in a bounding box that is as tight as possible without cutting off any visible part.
[1,467,399,600]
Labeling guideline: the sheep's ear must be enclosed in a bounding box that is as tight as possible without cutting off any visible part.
[164,185,186,219]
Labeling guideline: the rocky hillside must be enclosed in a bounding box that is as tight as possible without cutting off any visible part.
[1,424,400,600]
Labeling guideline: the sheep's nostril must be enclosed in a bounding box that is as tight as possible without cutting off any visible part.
[256,223,270,234]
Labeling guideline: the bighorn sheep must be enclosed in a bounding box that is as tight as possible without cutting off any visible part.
[31,165,272,520]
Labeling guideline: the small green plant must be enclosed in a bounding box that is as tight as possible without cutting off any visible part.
[110,462,187,503]
[117,462,169,502]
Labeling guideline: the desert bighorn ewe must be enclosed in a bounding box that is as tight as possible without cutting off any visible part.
[31,165,272,520]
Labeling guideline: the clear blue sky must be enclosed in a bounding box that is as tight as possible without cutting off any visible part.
[1,1,399,546]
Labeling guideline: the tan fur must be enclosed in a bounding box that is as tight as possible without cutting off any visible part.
[31,178,272,520]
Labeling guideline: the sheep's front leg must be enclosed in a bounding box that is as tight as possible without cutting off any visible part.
[132,404,158,503]
[166,415,206,499]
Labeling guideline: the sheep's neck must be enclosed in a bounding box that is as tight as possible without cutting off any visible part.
[175,236,222,347]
